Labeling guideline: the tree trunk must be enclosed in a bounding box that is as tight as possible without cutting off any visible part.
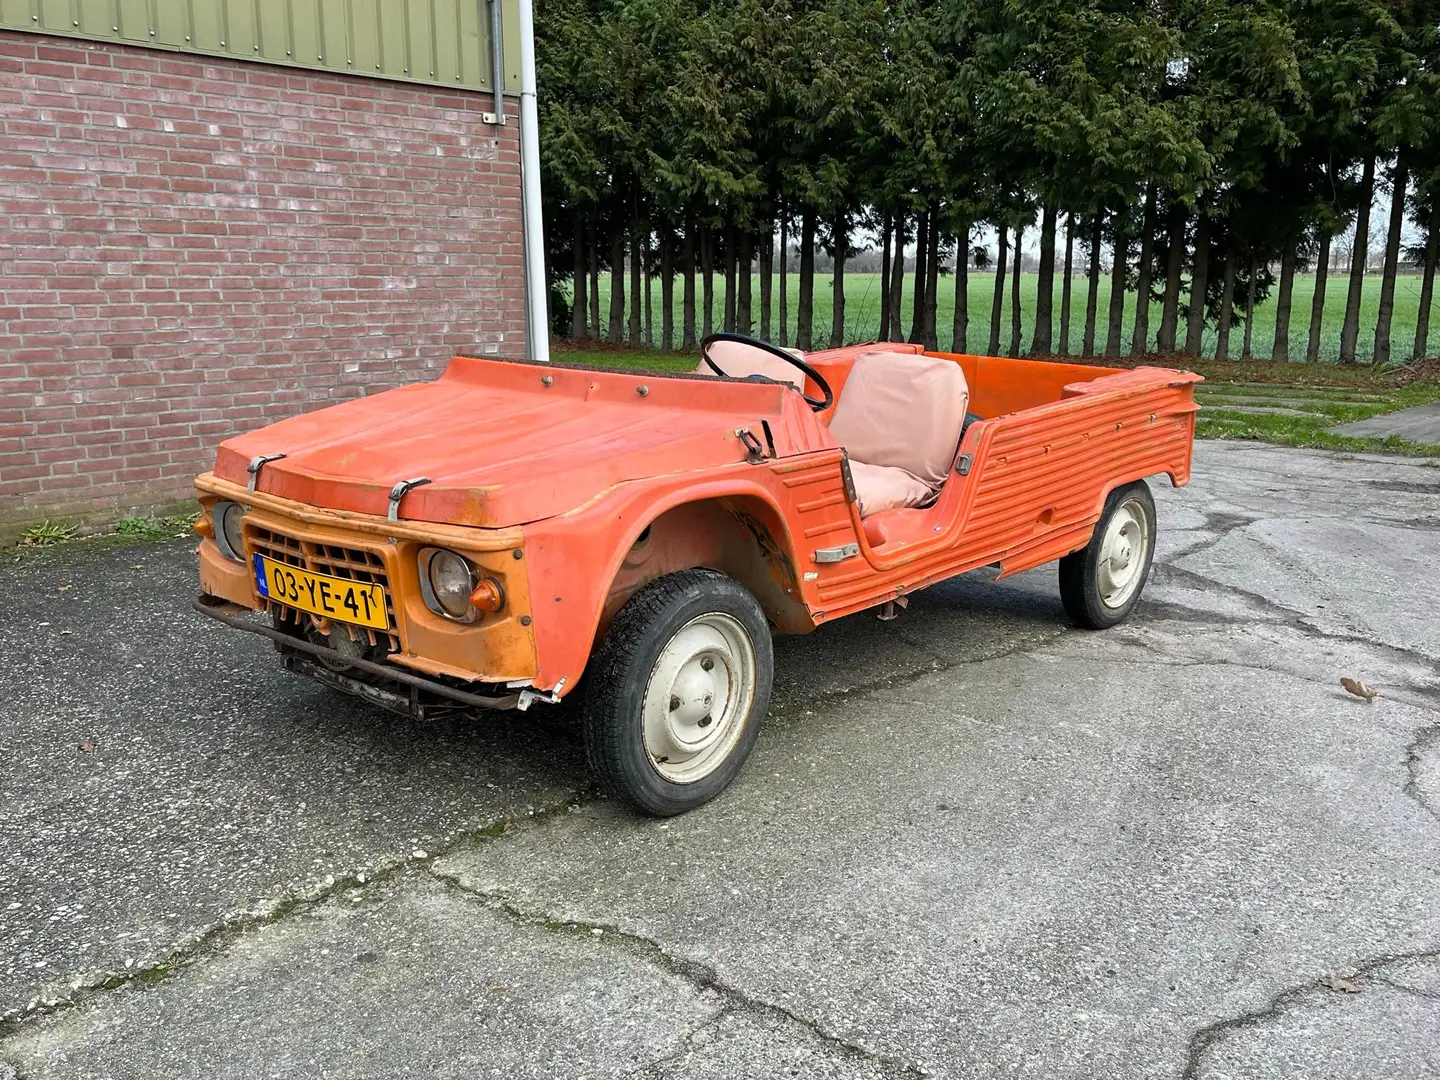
[629,227,643,348]
[643,236,653,347]
[1270,244,1296,362]
[778,210,789,346]
[700,225,714,341]
[681,223,697,350]
[1105,219,1127,355]
[1183,213,1210,357]
[660,231,674,351]
[1158,206,1186,352]
[723,223,737,333]
[888,213,907,340]
[1083,213,1102,355]
[1242,254,1258,360]
[1416,208,1439,361]
[1059,214,1075,355]
[1339,154,1376,363]
[909,209,930,343]
[1131,184,1156,355]
[1032,204,1057,355]
[571,213,587,339]
[1215,252,1237,359]
[759,223,773,341]
[1372,156,1408,366]
[1009,224,1024,356]
[879,212,893,340]
[924,204,941,349]
[737,231,753,336]
[1306,231,1331,362]
[587,221,600,338]
[952,220,969,352]
[797,210,815,351]
[830,210,847,348]
[988,225,1008,355]
[608,232,625,343]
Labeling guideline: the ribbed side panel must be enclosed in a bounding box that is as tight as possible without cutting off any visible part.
[811,380,1197,616]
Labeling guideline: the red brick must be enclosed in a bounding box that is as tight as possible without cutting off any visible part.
[0,29,524,518]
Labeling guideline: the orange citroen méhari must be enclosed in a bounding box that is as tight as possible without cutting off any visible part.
[193,335,1201,815]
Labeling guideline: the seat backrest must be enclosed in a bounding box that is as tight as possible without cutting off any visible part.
[693,339,805,389]
[827,350,970,488]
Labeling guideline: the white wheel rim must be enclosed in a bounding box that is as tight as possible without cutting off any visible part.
[1097,498,1151,609]
[641,613,756,784]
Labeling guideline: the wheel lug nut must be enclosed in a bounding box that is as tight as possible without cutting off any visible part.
[669,695,680,711]
[700,657,714,671]
[698,714,713,728]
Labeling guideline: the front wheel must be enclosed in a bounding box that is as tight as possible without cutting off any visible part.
[1058,480,1157,629]
[582,570,773,816]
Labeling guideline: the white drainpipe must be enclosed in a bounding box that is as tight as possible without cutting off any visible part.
[515,0,550,362]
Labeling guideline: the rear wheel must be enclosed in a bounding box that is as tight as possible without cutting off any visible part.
[582,570,773,816]
[1058,480,1156,629]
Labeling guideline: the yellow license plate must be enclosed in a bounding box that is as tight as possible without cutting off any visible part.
[253,555,389,630]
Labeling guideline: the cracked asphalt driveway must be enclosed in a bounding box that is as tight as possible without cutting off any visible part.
[2,440,1439,1078]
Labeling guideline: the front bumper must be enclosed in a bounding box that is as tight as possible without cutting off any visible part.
[192,596,559,713]
[193,473,539,687]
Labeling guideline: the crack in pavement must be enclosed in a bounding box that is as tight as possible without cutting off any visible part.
[1178,946,1440,1080]
[1404,723,1440,826]
[1087,628,1440,828]
[1163,511,1262,563]
[622,1004,737,1080]
[1150,564,1440,673]
[0,635,1064,1044]
[0,787,596,1042]
[1369,975,1440,1003]
[766,629,1068,725]
[429,870,929,1079]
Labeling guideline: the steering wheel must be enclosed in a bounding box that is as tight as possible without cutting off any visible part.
[701,333,834,412]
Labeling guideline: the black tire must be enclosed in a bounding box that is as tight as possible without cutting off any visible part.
[1058,480,1157,630]
[582,569,773,816]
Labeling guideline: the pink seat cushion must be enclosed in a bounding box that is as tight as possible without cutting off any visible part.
[849,461,934,517]
[694,340,805,389]
[827,351,970,490]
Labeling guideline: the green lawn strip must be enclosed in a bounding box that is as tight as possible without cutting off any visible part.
[1196,411,1440,457]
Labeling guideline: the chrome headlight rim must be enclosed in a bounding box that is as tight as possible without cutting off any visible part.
[418,546,478,622]
[214,501,247,562]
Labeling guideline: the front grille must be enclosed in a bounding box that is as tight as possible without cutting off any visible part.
[247,525,401,651]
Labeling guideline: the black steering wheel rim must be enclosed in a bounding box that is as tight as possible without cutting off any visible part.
[700,332,834,412]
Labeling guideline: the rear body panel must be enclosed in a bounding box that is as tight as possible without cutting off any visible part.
[196,349,1199,698]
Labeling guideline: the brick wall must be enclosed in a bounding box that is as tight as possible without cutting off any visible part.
[0,31,526,533]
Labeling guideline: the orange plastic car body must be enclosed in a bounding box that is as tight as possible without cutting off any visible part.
[194,343,1201,702]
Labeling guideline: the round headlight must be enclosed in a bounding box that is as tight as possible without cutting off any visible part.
[425,549,475,619]
[215,501,246,561]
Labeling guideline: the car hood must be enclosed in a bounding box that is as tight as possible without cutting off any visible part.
[212,356,831,528]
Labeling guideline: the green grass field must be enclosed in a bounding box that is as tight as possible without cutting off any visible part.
[551,341,1440,457]
[576,270,1435,365]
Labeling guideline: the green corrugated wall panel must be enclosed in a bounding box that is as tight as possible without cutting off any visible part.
[256,1,290,62]
[189,0,223,52]
[349,0,378,75]
[404,0,431,82]
[77,0,115,37]
[1,0,518,92]
[317,0,345,68]
[224,1,259,59]
[115,0,146,42]
[35,0,72,33]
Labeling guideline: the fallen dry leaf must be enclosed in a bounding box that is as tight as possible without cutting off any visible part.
[76,738,94,754]
[1319,974,1362,994]
[1340,677,1381,703]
